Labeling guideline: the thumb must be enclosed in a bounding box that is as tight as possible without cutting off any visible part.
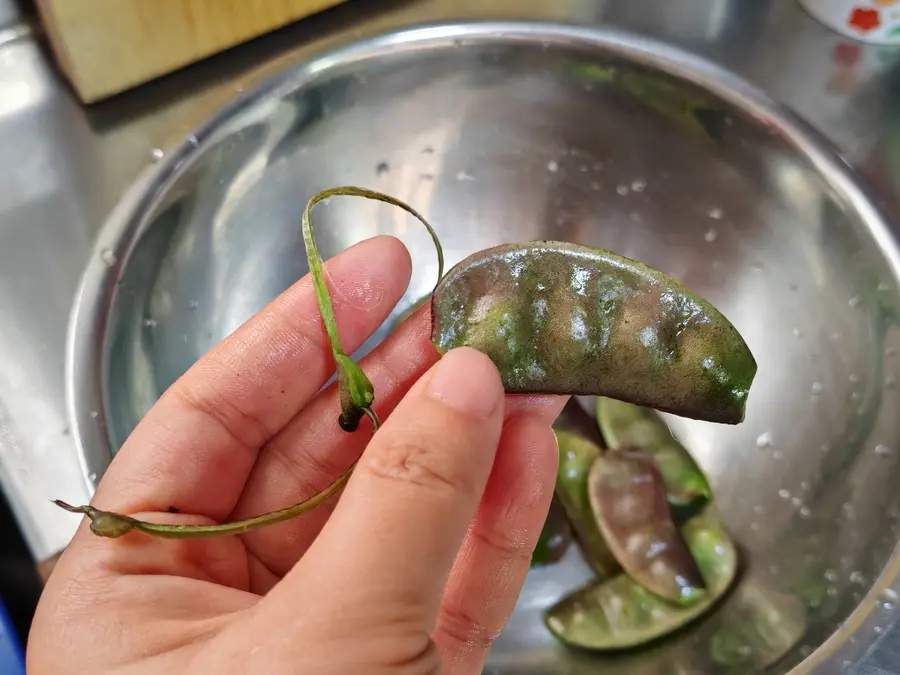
[270,346,505,628]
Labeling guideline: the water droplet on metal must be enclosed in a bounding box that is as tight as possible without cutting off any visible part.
[875,444,892,456]
[778,488,791,500]
[182,334,188,344]
[143,318,157,328]
[100,248,118,266]
[830,331,842,342]
[773,450,784,460]
[188,300,199,310]
[753,504,765,514]
[756,432,773,449]
[849,295,862,308]
[800,506,812,519]
[150,148,164,161]
[631,179,646,192]
[881,588,899,608]
[800,480,810,490]
[850,571,866,585]
[547,160,559,173]
[88,472,97,482]
[616,184,629,196]
[704,228,718,243]
[750,522,760,531]
[825,569,839,582]
[875,625,884,634]
[792,327,802,337]
[878,282,891,292]
[791,496,803,507]
[708,207,723,219]
[376,161,389,176]
[456,170,475,181]
[849,373,860,383]
[590,181,601,191]
[811,381,824,395]
[89,410,99,419]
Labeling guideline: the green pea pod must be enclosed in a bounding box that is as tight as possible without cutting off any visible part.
[588,449,706,605]
[543,506,738,651]
[554,429,620,579]
[596,397,712,506]
[531,497,573,567]
[708,582,807,669]
[431,242,757,425]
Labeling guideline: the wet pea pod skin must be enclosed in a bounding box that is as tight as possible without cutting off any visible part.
[596,397,712,506]
[543,506,739,651]
[554,429,620,579]
[431,242,757,424]
[588,449,706,605]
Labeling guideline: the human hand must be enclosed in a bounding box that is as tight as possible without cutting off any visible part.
[27,236,566,675]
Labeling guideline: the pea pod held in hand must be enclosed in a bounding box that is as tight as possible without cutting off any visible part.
[588,449,706,605]
[596,397,711,506]
[55,186,756,540]
[543,505,739,651]
[431,241,757,425]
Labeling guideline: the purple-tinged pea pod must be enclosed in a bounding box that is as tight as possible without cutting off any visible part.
[430,242,757,425]
[588,449,706,605]
[554,429,620,579]
[596,396,712,506]
[531,497,573,567]
[543,505,738,651]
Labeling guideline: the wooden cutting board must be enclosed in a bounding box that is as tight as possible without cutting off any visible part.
[34,0,348,104]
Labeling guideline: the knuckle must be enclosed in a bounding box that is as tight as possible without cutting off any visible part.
[470,522,534,567]
[437,602,502,653]
[362,437,467,496]
[172,382,270,451]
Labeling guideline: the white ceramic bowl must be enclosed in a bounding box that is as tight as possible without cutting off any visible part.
[799,0,900,43]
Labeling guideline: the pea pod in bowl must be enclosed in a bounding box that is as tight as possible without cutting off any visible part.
[543,505,739,651]
[596,397,712,506]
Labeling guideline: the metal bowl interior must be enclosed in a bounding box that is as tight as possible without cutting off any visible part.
[68,21,900,675]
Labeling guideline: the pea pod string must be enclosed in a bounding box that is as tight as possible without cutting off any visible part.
[53,186,445,539]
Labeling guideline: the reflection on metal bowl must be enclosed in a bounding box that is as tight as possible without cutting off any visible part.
[66,20,900,675]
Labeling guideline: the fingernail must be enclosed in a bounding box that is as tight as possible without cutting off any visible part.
[426,347,502,418]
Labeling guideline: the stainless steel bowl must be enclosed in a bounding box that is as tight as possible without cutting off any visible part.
[67,20,900,675]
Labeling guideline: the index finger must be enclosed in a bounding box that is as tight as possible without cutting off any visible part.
[91,235,412,521]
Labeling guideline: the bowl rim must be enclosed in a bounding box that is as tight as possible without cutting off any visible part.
[65,18,900,674]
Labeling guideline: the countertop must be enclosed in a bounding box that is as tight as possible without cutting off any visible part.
[1,0,899,565]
